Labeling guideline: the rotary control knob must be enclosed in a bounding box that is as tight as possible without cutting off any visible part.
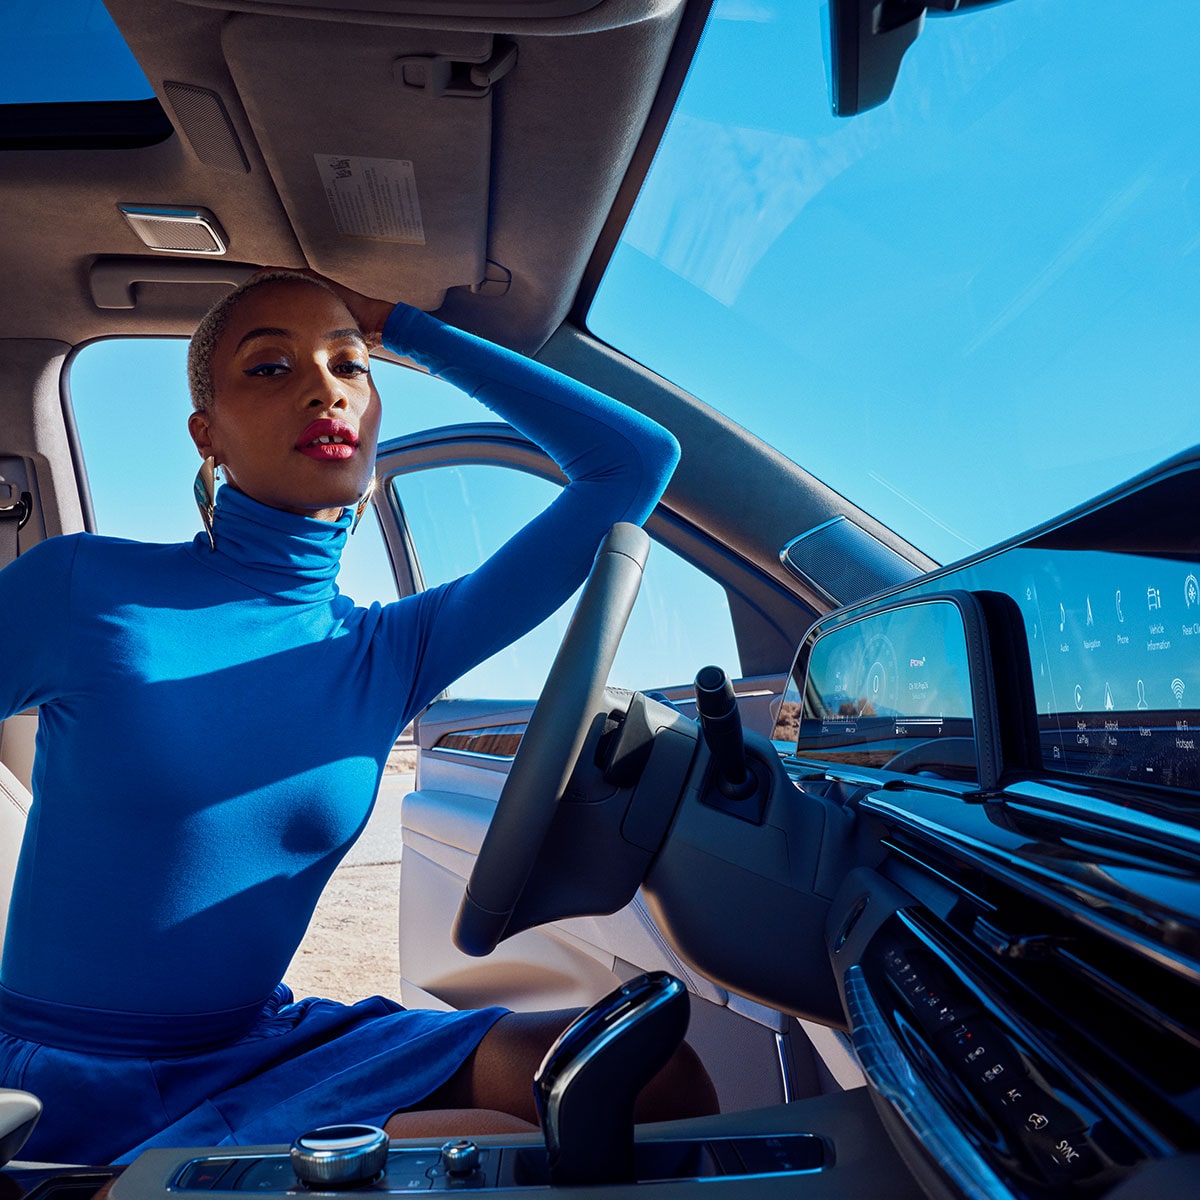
[440,1139,481,1176]
[290,1124,389,1189]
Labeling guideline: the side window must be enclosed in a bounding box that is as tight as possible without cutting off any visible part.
[389,463,741,698]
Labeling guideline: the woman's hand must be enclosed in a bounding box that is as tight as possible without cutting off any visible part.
[250,266,395,351]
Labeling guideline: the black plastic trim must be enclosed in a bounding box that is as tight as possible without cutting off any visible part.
[571,0,716,328]
[0,98,173,151]
[861,793,1200,985]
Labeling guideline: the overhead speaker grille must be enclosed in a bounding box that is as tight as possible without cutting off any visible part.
[118,206,227,254]
[781,517,922,608]
[163,81,249,174]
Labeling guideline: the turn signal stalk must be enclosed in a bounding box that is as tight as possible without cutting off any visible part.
[693,665,756,801]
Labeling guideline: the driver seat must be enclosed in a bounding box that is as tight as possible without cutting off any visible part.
[0,757,30,961]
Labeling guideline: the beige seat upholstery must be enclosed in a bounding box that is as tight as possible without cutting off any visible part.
[0,712,37,795]
[0,759,31,960]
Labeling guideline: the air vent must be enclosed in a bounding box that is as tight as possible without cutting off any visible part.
[118,206,227,255]
[781,516,920,607]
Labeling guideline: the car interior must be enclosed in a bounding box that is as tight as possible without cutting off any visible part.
[2,0,1199,1198]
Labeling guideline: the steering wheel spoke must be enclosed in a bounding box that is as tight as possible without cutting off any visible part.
[453,523,651,958]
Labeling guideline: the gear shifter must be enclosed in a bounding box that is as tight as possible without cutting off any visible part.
[533,972,689,1187]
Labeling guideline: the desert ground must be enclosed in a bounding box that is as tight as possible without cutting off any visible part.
[283,738,416,1003]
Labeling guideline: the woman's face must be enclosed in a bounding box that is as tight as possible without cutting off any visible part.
[189,280,382,521]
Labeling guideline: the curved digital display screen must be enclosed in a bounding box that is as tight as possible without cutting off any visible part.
[776,459,1200,795]
[917,545,1198,790]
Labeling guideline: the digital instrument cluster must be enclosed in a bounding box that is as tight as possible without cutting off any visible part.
[786,599,977,779]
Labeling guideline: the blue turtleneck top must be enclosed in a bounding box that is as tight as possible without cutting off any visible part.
[0,303,679,1056]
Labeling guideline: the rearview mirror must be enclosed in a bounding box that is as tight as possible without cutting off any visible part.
[825,0,1014,117]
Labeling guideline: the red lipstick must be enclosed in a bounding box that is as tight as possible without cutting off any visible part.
[296,419,358,461]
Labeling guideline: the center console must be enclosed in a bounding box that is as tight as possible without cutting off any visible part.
[94,1089,925,1200]
[167,1131,825,1192]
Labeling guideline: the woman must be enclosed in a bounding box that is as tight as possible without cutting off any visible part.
[0,271,713,1164]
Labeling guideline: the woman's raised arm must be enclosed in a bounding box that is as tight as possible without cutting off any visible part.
[376,303,679,718]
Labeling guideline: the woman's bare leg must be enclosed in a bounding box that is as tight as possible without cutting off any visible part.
[389,1008,718,1132]
[383,1108,537,1139]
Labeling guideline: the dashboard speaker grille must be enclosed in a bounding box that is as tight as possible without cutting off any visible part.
[163,82,249,174]
[781,517,920,607]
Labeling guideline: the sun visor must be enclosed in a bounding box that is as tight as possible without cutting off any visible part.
[222,15,500,310]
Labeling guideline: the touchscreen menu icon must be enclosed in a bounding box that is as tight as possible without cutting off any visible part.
[1186,574,1198,608]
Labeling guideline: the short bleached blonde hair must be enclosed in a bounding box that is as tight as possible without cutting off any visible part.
[187,270,340,412]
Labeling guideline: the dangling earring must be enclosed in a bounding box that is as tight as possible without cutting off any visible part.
[194,456,217,550]
[351,476,377,535]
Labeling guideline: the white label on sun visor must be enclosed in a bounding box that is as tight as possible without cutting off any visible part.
[315,154,426,245]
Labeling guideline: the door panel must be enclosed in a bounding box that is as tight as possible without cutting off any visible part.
[401,714,732,1013]
[416,698,535,786]
[399,850,621,1014]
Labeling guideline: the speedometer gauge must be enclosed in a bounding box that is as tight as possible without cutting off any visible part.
[852,633,900,716]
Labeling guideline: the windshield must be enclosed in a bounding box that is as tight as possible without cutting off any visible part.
[589,0,1200,564]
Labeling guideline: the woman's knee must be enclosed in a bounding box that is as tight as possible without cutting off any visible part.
[635,1039,719,1122]
[384,1108,538,1139]
[402,1004,718,1127]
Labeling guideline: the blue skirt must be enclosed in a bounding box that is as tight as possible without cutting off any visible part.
[0,985,506,1165]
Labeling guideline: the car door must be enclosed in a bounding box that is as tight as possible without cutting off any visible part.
[371,422,849,1109]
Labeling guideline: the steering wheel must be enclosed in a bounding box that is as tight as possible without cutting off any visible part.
[452,522,650,958]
